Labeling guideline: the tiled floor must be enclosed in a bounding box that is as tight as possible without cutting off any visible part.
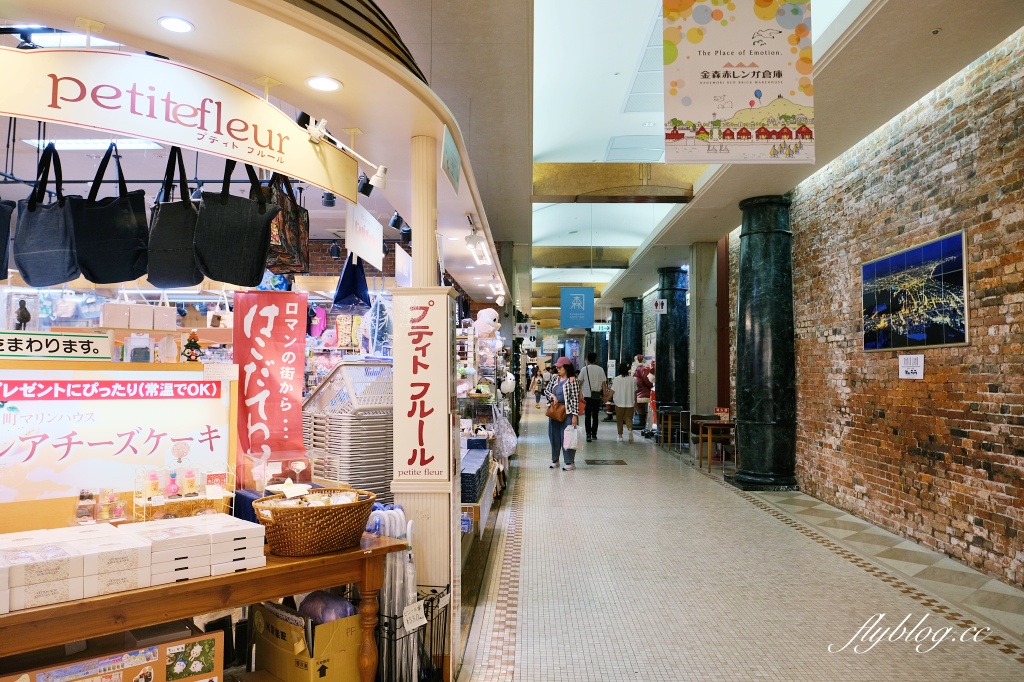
[459,407,1024,681]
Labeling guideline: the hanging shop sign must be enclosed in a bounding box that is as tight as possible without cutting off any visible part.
[663,1,814,164]
[514,323,531,338]
[441,125,461,193]
[560,287,595,329]
[0,330,111,361]
[393,289,456,482]
[395,246,413,288]
[233,291,307,456]
[0,46,358,202]
[0,364,231,502]
[348,203,385,271]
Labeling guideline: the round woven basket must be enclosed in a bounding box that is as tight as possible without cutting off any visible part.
[253,488,376,556]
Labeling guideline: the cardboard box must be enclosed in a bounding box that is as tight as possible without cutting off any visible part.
[211,555,266,576]
[0,629,222,682]
[153,306,178,331]
[0,555,8,591]
[83,567,152,597]
[0,589,8,615]
[151,543,211,564]
[9,577,84,610]
[151,555,210,578]
[184,513,266,544]
[119,519,212,552]
[210,543,265,566]
[64,532,152,575]
[129,304,154,330]
[100,301,131,328]
[0,543,83,587]
[150,565,211,586]
[253,602,360,682]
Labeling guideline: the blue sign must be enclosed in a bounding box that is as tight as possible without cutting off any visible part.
[560,287,594,329]
[441,126,461,193]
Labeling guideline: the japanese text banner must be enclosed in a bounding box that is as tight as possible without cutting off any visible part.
[0,46,357,202]
[233,291,307,457]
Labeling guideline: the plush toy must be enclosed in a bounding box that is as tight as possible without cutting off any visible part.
[474,308,500,338]
[320,328,338,347]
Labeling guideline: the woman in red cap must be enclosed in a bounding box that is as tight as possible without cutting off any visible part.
[544,356,581,470]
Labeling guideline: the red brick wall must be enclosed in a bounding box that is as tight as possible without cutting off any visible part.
[306,240,395,278]
[773,29,1024,586]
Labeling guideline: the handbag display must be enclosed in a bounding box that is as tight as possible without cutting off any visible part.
[332,252,372,315]
[0,194,15,280]
[73,142,148,284]
[14,143,81,287]
[545,401,566,422]
[147,147,204,288]
[258,173,309,274]
[194,159,280,287]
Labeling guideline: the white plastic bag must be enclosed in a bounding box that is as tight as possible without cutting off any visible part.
[563,424,580,450]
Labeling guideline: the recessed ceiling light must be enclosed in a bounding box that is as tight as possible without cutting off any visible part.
[306,76,342,92]
[158,17,194,33]
[465,266,475,270]
[24,138,162,151]
[478,283,487,287]
[486,296,494,300]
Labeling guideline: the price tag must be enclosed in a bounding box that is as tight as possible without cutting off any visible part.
[402,600,428,631]
[149,495,165,506]
[282,484,307,499]
[203,363,239,381]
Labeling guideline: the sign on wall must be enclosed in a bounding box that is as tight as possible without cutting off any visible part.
[653,299,668,314]
[441,125,461,193]
[0,330,111,361]
[393,289,455,481]
[0,366,231,501]
[233,291,307,456]
[898,355,925,380]
[0,47,358,202]
[560,287,595,329]
[348,203,385,271]
[663,1,814,164]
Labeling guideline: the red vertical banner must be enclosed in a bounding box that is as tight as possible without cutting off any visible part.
[233,291,307,457]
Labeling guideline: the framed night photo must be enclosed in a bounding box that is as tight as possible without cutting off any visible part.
[862,231,968,351]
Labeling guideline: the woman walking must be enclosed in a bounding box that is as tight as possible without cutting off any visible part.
[529,371,542,406]
[611,362,637,442]
[544,357,581,470]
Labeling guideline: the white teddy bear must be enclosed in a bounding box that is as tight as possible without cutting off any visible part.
[473,308,500,338]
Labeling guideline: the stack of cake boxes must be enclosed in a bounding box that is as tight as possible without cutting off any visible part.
[0,515,265,611]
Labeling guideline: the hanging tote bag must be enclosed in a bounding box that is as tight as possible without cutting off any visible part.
[73,143,149,284]
[257,173,309,274]
[331,252,372,315]
[147,147,204,288]
[14,143,81,287]
[0,195,15,280]
[194,159,280,287]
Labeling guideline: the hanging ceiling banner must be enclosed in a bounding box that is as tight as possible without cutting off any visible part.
[348,203,385,271]
[0,46,358,202]
[663,1,814,164]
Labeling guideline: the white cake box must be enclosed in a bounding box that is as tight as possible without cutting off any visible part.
[184,514,266,544]
[118,519,211,552]
[83,567,152,597]
[211,555,266,576]
[0,543,83,587]
[0,589,8,615]
[0,555,8,591]
[151,554,210,577]
[210,543,265,566]
[63,533,152,575]
[10,577,84,610]
[152,543,211,565]
[150,564,210,586]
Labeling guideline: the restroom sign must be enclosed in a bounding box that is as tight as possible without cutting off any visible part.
[653,299,668,314]
[514,323,531,338]
[899,354,924,380]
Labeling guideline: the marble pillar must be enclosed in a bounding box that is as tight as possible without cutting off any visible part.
[689,243,718,415]
[620,297,643,367]
[732,195,797,490]
[655,267,689,409]
[609,307,623,371]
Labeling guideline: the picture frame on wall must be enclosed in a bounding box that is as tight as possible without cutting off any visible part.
[862,230,968,351]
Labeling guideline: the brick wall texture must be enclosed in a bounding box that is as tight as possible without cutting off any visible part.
[737,29,1024,587]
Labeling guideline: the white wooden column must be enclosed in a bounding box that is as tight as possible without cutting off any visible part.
[411,135,439,287]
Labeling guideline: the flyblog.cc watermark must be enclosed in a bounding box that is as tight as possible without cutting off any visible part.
[829,613,991,654]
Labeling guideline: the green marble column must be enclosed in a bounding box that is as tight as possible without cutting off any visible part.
[620,297,643,367]
[655,267,689,409]
[732,195,797,490]
[609,307,623,371]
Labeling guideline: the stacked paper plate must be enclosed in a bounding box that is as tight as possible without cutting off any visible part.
[309,412,394,504]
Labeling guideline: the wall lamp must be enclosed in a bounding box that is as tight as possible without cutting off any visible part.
[329,241,342,259]
[389,211,404,229]
[305,117,387,194]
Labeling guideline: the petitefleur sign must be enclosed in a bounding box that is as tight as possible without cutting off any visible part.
[0,47,357,203]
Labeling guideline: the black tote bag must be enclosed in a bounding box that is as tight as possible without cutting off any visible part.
[0,196,15,280]
[73,143,148,284]
[14,143,81,287]
[332,253,372,315]
[194,160,280,287]
[147,147,204,288]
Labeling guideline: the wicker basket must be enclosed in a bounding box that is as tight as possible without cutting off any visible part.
[252,488,376,556]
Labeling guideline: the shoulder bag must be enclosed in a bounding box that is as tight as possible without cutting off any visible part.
[0,194,15,280]
[74,142,148,284]
[194,159,280,287]
[147,147,204,288]
[14,143,81,287]
[586,366,603,402]
[257,173,309,274]
[545,400,566,422]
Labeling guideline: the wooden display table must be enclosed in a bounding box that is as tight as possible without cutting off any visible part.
[0,534,407,682]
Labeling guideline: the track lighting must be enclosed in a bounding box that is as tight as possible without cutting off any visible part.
[369,165,387,190]
[303,116,388,195]
[496,295,506,307]
[16,32,40,49]
[357,172,373,197]
[382,242,390,257]
[329,241,342,259]
[400,224,412,244]
[465,228,481,251]
[389,211,403,229]
[322,191,336,207]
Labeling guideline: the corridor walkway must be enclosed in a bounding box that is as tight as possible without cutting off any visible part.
[459,407,1024,681]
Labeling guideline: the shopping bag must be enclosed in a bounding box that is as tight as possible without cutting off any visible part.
[73,142,148,284]
[331,253,371,315]
[148,147,203,288]
[0,195,15,280]
[14,143,81,287]
[563,425,580,450]
[194,159,280,286]
[256,173,309,274]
